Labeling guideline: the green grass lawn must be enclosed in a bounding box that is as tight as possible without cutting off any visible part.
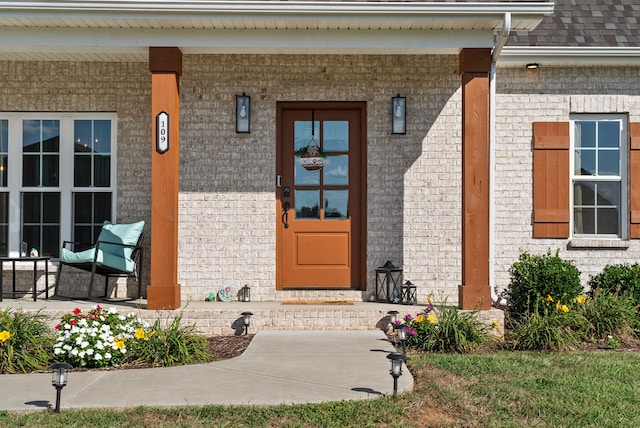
[1,350,639,427]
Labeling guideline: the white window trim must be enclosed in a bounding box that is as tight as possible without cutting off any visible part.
[569,113,627,240]
[1,112,117,257]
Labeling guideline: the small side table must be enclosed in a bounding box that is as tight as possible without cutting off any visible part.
[0,257,50,302]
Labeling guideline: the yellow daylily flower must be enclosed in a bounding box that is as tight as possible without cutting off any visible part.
[560,305,569,313]
[134,328,147,340]
[546,295,554,302]
[492,320,500,328]
[427,294,434,305]
[114,337,126,350]
[415,314,425,323]
[575,295,586,304]
[427,314,437,324]
[0,330,11,342]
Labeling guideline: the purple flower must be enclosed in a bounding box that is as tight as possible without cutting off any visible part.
[425,306,433,312]
[405,314,413,321]
[406,327,417,336]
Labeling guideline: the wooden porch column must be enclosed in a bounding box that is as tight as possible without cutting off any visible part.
[147,47,182,310]
[458,48,492,310]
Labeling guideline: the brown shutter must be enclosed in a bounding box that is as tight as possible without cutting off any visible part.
[532,122,570,238]
[630,123,640,238]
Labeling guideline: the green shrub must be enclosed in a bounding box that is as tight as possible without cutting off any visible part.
[587,263,640,307]
[506,249,582,321]
[0,309,54,373]
[507,300,590,351]
[124,316,212,367]
[403,303,495,353]
[579,289,638,340]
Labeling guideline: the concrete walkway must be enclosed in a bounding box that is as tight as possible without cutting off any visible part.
[0,330,413,411]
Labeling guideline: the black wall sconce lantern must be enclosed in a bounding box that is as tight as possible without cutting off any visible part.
[391,95,406,135]
[236,93,250,133]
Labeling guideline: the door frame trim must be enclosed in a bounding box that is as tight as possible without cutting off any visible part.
[275,101,367,291]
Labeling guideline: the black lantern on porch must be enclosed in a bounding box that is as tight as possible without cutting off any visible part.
[240,284,251,302]
[401,280,417,305]
[375,261,403,303]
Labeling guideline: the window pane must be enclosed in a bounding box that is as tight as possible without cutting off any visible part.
[74,192,93,223]
[42,155,59,186]
[599,122,620,148]
[22,155,39,186]
[0,155,7,188]
[596,182,620,207]
[598,208,619,235]
[575,150,595,175]
[294,120,320,152]
[22,193,41,223]
[575,121,596,148]
[324,155,348,186]
[94,120,111,154]
[23,120,41,152]
[94,193,112,221]
[22,225,40,253]
[574,182,595,205]
[324,190,348,219]
[74,226,93,249]
[74,156,92,187]
[43,193,60,223]
[94,155,111,187]
[43,225,60,257]
[574,208,595,235]
[598,150,619,176]
[42,120,60,152]
[0,193,8,256]
[0,120,7,187]
[323,121,348,151]
[295,161,320,186]
[295,190,319,219]
[74,120,92,152]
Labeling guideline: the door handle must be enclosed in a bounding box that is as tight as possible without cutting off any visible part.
[282,201,290,229]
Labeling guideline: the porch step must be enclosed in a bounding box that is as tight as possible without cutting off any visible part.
[0,299,504,336]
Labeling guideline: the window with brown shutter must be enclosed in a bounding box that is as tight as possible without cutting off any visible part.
[532,122,570,238]
[630,123,640,238]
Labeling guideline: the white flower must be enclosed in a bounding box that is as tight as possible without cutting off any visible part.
[94,353,103,361]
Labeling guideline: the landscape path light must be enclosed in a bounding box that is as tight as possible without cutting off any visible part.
[394,323,408,355]
[50,362,72,413]
[386,352,406,397]
[241,311,253,335]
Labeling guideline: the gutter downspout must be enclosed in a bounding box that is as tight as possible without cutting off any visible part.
[489,12,511,306]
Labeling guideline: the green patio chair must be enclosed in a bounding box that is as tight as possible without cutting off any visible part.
[55,220,145,299]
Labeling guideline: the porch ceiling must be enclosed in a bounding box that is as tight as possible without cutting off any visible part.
[0,1,554,61]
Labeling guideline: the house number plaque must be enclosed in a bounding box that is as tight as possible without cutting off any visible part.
[156,111,169,154]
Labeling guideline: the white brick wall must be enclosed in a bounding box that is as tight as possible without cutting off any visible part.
[493,66,640,295]
[4,57,639,308]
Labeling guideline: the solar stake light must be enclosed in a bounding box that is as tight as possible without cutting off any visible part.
[241,311,253,335]
[387,310,399,324]
[394,323,408,355]
[50,362,72,412]
[386,352,406,397]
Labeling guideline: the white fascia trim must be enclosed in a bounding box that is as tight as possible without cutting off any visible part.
[498,47,640,67]
[0,1,556,16]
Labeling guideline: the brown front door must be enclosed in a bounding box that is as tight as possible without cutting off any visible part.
[276,102,366,289]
